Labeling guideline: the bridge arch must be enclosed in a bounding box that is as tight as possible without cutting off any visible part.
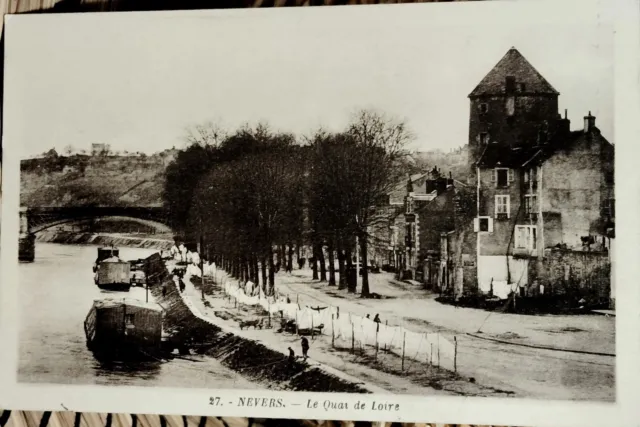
[32,215,172,234]
[26,206,172,235]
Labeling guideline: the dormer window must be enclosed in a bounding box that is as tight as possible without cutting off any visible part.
[518,83,526,92]
[479,103,489,114]
[480,132,490,145]
[506,76,516,93]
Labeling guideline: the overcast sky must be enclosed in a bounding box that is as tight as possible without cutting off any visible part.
[4,1,613,159]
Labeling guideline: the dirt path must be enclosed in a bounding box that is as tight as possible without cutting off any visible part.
[267,268,615,401]
[181,272,508,397]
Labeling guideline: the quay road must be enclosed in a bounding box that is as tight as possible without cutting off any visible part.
[18,242,257,389]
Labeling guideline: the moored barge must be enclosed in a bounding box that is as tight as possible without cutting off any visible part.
[84,298,164,361]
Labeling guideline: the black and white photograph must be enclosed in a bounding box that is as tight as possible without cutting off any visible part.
[1,1,638,425]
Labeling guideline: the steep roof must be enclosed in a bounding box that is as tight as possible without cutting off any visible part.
[469,48,559,97]
[476,129,612,169]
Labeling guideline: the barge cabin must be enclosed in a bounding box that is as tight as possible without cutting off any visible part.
[95,256,132,291]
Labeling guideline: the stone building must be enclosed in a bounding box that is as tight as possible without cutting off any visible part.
[469,47,614,307]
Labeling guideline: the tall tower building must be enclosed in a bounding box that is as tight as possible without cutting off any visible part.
[467,47,560,177]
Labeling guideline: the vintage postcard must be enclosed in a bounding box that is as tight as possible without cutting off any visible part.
[1,0,639,426]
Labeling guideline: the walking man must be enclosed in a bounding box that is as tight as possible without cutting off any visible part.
[179,277,186,293]
[287,347,295,369]
[301,336,309,359]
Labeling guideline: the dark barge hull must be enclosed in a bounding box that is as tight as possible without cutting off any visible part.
[18,235,35,262]
[96,282,132,292]
[84,298,163,362]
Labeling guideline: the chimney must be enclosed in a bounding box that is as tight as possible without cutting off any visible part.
[584,111,596,133]
[558,109,570,135]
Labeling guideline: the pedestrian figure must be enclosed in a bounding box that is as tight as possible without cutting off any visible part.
[373,314,381,324]
[298,258,306,269]
[162,285,167,298]
[287,347,295,368]
[301,336,309,359]
[286,262,292,274]
[275,262,281,273]
[179,278,186,293]
[287,296,291,304]
[366,314,370,319]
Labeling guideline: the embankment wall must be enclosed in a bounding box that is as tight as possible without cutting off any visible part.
[149,275,372,394]
[35,230,173,250]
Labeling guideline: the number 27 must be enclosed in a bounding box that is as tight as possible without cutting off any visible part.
[209,397,221,406]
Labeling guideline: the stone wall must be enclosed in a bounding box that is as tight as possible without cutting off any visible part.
[538,248,611,304]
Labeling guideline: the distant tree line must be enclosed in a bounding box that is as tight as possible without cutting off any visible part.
[163,110,413,297]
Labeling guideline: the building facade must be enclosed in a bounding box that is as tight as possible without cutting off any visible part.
[469,48,614,306]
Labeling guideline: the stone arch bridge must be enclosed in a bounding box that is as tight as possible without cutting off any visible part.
[25,206,172,234]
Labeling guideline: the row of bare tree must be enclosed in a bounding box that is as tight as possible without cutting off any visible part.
[163,110,412,297]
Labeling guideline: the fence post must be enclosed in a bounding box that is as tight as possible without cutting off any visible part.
[337,306,340,319]
[454,336,458,373]
[437,334,440,368]
[430,343,433,366]
[401,331,406,372]
[351,322,355,354]
[375,323,379,362]
[311,314,314,340]
[331,314,335,348]
[295,311,299,335]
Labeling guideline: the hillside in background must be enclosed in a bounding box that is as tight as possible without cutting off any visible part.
[20,150,176,207]
[20,145,470,208]
[409,145,470,183]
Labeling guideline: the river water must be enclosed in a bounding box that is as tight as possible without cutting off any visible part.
[18,242,257,389]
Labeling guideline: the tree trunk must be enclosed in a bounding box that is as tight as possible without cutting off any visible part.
[296,242,301,264]
[337,239,347,290]
[243,256,250,284]
[328,236,336,286]
[253,255,260,285]
[268,252,276,296]
[345,247,355,293]
[318,244,327,282]
[287,243,294,272]
[261,256,268,293]
[360,234,370,297]
[311,244,319,280]
[280,245,286,269]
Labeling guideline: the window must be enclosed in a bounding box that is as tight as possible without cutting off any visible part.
[492,168,514,188]
[605,171,614,185]
[602,198,615,219]
[479,103,489,114]
[524,168,538,188]
[538,130,548,143]
[505,76,516,93]
[515,225,537,251]
[495,195,510,218]
[479,132,490,144]
[524,194,538,215]
[474,216,494,233]
[506,96,515,116]
[518,83,526,92]
[406,197,413,214]
[125,314,135,326]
